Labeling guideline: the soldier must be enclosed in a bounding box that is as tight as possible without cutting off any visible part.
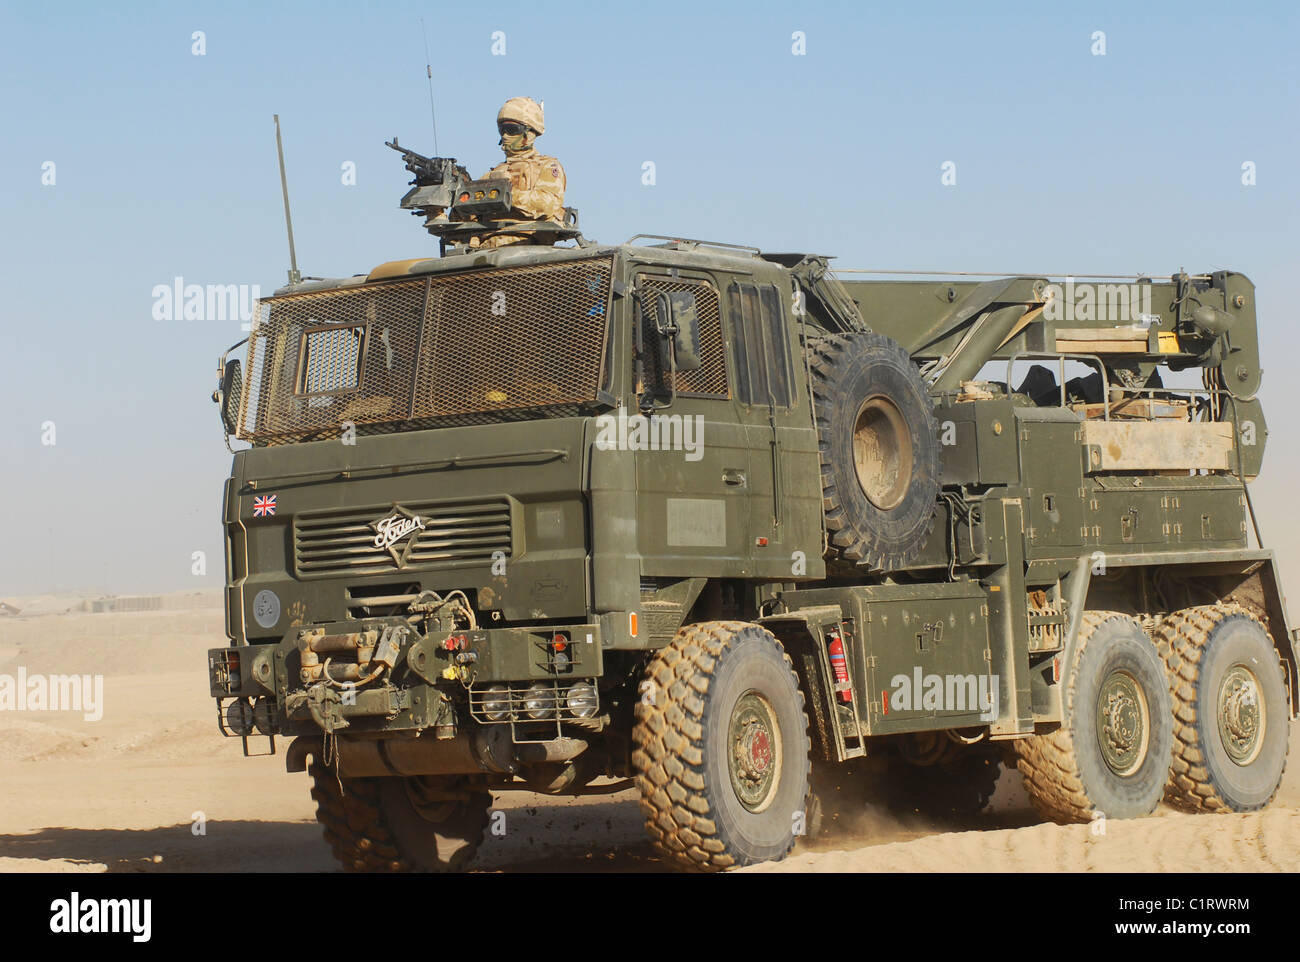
[476,97,566,248]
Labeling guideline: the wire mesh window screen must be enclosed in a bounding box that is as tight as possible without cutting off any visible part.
[413,259,612,417]
[238,256,614,443]
[636,275,728,397]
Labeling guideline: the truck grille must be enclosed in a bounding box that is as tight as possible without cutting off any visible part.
[294,498,514,577]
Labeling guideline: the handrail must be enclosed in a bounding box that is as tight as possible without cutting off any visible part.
[836,269,1209,280]
[1100,384,1221,423]
[623,234,761,254]
[1004,352,1223,424]
[1005,351,1111,420]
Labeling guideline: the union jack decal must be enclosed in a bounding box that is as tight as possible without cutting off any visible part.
[253,494,277,517]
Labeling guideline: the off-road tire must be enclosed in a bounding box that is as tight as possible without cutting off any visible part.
[1153,604,1289,813]
[632,621,812,871]
[807,332,941,572]
[309,761,491,872]
[809,743,1002,828]
[805,758,872,838]
[888,742,1004,817]
[1015,611,1173,823]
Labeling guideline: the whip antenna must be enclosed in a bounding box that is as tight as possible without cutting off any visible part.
[273,114,301,286]
[421,18,439,154]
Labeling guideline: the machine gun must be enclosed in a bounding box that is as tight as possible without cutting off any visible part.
[384,138,474,213]
[385,136,586,252]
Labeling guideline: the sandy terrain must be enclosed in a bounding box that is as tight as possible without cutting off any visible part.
[1,596,1297,873]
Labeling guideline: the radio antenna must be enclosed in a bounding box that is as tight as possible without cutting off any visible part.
[420,19,440,154]
[273,114,301,286]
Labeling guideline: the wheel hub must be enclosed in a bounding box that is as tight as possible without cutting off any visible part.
[403,776,463,823]
[852,396,913,511]
[1096,669,1150,777]
[1218,665,1264,765]
[728,691,781,813]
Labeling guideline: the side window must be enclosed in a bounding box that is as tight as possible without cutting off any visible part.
[727,282,795,408]
[636,275,728,397]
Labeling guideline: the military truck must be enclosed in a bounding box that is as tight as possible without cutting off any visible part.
[207,148,1294,871]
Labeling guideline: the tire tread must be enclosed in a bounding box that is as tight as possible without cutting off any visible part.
[1153,603,1289,813]
[1014,610,1149,823]
[807,333,939,571]
[308,760,489,872]
[631,621,810,872]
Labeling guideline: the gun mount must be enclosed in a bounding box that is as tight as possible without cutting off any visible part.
[386,137,586,253]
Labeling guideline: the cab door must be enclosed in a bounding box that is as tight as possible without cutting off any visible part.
[633,273,752,577]
[725,280,823,579]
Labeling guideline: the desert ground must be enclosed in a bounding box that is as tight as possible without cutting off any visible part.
[1,591,1297,873]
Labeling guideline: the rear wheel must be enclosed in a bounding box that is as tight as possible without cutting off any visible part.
[807,740,1002,834]
[309,761,492,872]
[887,737,1004,817]
[1154,604,1289,813]
[632,621,812,871]
[1014,611,1172,823]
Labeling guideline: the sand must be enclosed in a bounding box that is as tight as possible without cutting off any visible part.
[1,596,1296,873]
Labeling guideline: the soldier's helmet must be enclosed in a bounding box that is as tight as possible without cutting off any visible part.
[497,97,545,135]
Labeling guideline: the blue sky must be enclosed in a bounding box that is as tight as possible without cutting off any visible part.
[0,0,1297,594]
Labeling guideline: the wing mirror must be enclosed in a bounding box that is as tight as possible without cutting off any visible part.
[214,357,243,436]
[653,290,702,373]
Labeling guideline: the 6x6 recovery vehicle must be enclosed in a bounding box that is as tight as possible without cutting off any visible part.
[207,141,1296,870]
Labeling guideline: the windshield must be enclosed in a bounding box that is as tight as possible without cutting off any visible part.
[236,255,615,444]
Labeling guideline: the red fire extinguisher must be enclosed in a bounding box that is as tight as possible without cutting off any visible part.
[828,630,852,704]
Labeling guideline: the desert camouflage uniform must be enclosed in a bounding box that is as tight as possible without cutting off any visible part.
[476,149,566,249]
[486,149,566,222]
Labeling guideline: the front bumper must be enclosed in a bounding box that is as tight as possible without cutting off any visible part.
[208,618,604,739]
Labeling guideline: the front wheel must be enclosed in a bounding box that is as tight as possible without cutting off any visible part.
[309,762,492,872]
[632,621,812,871]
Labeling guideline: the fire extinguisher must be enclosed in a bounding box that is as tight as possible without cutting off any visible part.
[827,629,852,703]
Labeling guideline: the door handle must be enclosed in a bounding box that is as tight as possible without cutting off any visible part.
[723,468,747,486]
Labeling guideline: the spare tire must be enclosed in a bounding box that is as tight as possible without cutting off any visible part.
[808,332,940,571]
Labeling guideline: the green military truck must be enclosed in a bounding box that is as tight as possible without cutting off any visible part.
[208,160,1294,871]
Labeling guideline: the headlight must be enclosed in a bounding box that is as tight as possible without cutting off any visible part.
[524,683,558,719]
[566,682,599,718]
[252,697,277,735]
[225,699,254,736]
[483,684,511,721]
